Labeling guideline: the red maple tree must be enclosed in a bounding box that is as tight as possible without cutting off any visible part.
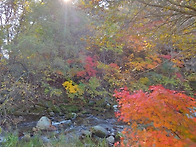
[114,85,196,146]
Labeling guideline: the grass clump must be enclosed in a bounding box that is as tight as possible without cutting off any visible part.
[2,133,43,147]
[1,133,109,147]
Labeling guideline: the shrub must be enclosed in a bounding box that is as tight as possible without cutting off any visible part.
[114,85,196,146]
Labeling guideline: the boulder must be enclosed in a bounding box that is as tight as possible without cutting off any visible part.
[22,133,31,142]
[49,112,55,117]
[91,125,109,138]
[36,116,56,131]
[106,136,115,144]
[81,130,92,137]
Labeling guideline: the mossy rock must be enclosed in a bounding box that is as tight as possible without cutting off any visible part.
[91,125,109,138]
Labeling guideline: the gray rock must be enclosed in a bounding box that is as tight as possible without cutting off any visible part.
[93,135,104,142]
[36,116,51,130]
[49,112,55,117]
[22,133,31,142]
[106,136,115,144]
[81,130,92,137]
[91,125,109,138]
[36,116,56,131]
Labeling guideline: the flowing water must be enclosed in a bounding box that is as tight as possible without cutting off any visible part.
[0,112,128,145]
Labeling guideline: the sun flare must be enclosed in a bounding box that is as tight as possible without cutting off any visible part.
[63,0,71,3]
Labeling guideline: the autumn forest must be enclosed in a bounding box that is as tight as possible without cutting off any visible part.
[0,0,196,146]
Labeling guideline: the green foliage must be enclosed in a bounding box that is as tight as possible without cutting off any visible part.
[2,133,18,147]
[2,133,108,147]
[2,133,44,147]
[0,0,92,116]
[86,77,102,98]
[148,72,178,86]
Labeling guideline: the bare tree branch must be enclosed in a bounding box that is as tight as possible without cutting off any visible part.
[138,0,196,16]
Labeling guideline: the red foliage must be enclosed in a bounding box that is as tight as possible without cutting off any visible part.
[77,56,97,79]
[109,63,119,69]
[114,85,196,146]
[159,54,172,59]
[77,70,86,77]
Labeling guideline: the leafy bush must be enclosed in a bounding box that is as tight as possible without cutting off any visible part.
[62,80,84,100]
[114,85,196,146]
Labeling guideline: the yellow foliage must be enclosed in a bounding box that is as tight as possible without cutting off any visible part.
[62,80,80,94]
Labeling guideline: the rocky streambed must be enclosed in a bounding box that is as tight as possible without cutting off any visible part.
[0,111,128,146]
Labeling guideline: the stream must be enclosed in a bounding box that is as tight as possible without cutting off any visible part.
[0,111,128,146]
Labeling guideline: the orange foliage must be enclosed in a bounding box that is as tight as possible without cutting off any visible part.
[127,54,161,71]
[114,85,196,146]
[128,36,152,52]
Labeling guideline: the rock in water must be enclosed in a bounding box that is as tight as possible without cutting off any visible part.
[91,125,109,138]
[106,136,115,144]
[36,116,56,131]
